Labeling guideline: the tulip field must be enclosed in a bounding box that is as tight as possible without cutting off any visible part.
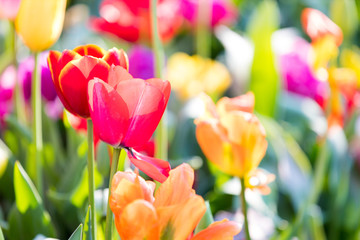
[1,0,360,239]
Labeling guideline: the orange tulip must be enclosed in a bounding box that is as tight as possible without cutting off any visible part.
[109,164,241,239]
[195,92,268,179]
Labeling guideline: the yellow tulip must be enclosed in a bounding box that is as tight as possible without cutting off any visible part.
[15,0,66,52]
[167,52,231,100]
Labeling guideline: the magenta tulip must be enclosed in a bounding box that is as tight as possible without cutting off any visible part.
[88,65,171,182]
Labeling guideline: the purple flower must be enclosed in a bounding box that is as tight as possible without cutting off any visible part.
[18,52,58,103]
[17,52,63,119]
[128,45,155,79]
[0,65,16,119]
[181,0,237,28]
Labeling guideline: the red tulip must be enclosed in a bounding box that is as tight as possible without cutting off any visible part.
[90,0,183,43]
[88,65,171,182]
[47,44,129,118]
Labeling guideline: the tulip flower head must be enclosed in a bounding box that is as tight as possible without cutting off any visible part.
[109,163,241,239]
[15,0,67,52]
[0,0,21,20]
[88,65,171,182]
[47,44,129,118]
[167,52,231,100]
[90,0,183,43]
[195,92,269,182]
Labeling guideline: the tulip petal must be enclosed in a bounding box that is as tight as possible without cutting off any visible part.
[88,79,129,146]
[47,50,79,115]
[103,48,129,71]
[107,65,133,87]
[115,78,167,147]
[127,149,170,183]
[220,112,268,176]
[195,119,231,173]
[146,78,171,103]
[156,195,206,240]
[116,199,160,240]
[216,91,255,115]
[192,219,241,240]
[109,171,155,216]
[73,44,105,58]
[59,56,110,117]
[154,163,195,208]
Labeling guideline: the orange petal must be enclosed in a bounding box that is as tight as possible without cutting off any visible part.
[216,92,255,115]
[195,119,232,174]
[192,219,241,240]
[73,44,105,58]
[116,199,160,240]
[156,195,206,240]
[154,163,196,208]
[109,171,155,216]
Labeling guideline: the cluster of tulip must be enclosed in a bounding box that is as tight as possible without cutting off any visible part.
[1,0,360,239]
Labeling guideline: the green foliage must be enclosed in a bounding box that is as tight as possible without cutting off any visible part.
[69,224,83,240]
[7,162,55,240]
[247,0,280,117]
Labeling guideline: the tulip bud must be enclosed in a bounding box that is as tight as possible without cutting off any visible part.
[15,0,66,52]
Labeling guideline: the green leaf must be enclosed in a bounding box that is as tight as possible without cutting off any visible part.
[0,140,10,179]
[0,226,4,240]
[247,0,280,117]
[69,224,83,240]
[8,162,55,240]
[83,206,92,240]
[194,201,214,234]
[14,161,42,213]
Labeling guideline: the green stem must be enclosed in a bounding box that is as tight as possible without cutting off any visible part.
[150,0,168,161]
[32,52,43,197]
[196,0,212,58]
[87,119,96,240]
[105,147,122,240]
[240,177,251,240]
[10,21,25,124]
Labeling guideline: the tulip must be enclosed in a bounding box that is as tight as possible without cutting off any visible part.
[15,0,66,52]
[17,52,64,119]
[47,44,129,118]
[280,52,328,108]
[301,8,343,46]
[167,52,231,100]
[195,92,269,179]
[88,65,171,182]
[109,163,241,239]
[0,0,21,20]
[195,92,271,239]
[90,0,182,43]
[181,0,237,28]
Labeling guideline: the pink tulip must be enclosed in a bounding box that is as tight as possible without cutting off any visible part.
[88,65,171,182]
